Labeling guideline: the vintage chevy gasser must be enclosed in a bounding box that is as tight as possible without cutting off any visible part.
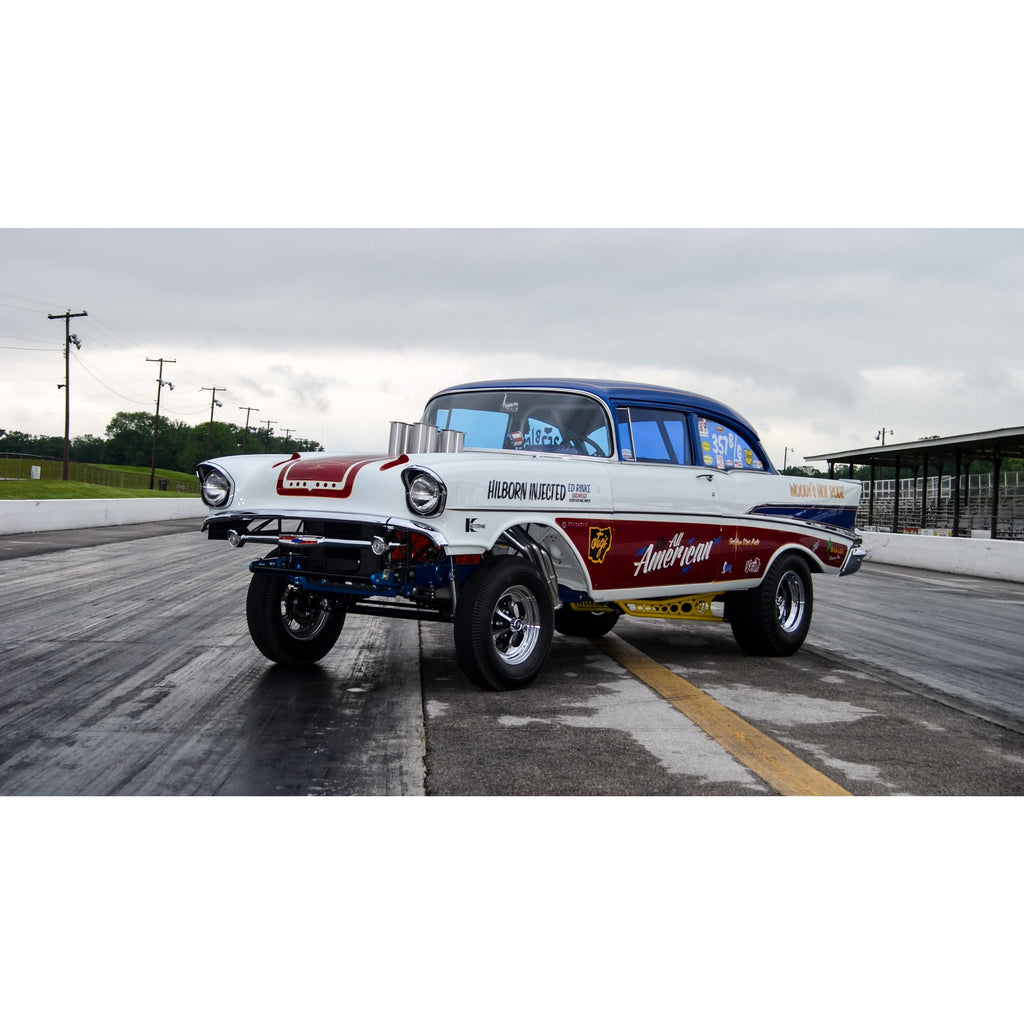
[197,378,865,690]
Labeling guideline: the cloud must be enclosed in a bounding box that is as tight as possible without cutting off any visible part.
[3,230,1023,467]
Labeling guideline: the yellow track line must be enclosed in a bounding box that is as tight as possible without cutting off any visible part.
[593,634,852,796]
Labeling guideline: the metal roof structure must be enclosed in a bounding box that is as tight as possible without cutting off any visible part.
[806,426,1024,470]
[805,426,1024,539]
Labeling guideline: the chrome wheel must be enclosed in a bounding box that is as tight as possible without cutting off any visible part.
[490,584,542,665]
[775,570,807,634]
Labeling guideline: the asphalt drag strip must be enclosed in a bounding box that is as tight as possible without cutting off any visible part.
[420,616,1024,796]
[593,633,852,795]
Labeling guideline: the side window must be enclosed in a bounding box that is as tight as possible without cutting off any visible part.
[616,408,692,465]
[695,417,766,471]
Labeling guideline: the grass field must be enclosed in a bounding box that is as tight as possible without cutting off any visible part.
[0,457,200,500]
[0,480,199,500]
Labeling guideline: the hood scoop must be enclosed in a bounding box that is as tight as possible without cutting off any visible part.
[388,421,465,456]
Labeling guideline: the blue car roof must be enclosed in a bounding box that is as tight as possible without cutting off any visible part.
[433,378,761,439]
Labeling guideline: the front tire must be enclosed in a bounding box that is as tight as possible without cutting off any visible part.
[454,557,554,691]
[726,552,813,656]
[246,572,346,665]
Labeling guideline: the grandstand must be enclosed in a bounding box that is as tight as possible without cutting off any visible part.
[806,427,1024,540]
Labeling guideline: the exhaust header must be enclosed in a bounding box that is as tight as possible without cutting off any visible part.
[388,421,465,456]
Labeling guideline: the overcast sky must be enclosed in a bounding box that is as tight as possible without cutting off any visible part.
[3,5,1023,473]
[2,228,1022,468]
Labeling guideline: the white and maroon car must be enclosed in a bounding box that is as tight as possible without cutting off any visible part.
[197,378,865,690]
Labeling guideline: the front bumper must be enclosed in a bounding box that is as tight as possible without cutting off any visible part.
[201,507,447,549]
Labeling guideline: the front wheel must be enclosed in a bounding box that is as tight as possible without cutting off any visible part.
[726,552,813,656]
[454,557,554,691]
[246,572,346,664]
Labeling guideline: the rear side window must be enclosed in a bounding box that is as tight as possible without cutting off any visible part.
[696,417,766,471]
[617,408,692,465]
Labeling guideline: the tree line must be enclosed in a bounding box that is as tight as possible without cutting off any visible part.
[0,411,324,474]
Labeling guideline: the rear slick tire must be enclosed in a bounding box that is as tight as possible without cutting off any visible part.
[726,552,813,657]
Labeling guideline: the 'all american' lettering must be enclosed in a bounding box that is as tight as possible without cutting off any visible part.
[633,532,714,577]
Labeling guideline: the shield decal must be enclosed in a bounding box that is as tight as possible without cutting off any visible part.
[588,526,612,564]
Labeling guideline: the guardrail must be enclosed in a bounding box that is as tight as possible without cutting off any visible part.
[862,529,1024,583]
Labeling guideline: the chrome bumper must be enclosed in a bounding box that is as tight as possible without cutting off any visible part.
[840,542,868,577]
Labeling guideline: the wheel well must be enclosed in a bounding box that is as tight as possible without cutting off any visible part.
[514,522,591,594]
[771,545,819,575]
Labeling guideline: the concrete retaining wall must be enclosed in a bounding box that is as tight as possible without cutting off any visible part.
[0,498,204,535]
[863,529,1024,583]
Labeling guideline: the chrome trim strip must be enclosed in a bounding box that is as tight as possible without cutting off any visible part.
[204,508,447,543]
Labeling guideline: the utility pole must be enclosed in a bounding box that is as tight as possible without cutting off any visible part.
[876,428,894,446]
[147,357,176,489]
[48,309,88,481]
[238,405,259,454]
[260,419,278,453]
[282,427,295,445]
[201,386,227,458]
[783,446,795,471]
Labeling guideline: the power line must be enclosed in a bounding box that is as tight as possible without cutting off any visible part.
[71,349,151,407]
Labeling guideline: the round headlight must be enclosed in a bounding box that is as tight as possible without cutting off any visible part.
[405,471,445,516]
[201,468,232,507]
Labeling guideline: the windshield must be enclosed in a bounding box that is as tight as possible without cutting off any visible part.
[423,389,613,458]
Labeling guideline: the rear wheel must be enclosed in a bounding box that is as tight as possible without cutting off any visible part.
[246,572,346,664]
[454,557,554,691]
[726,552,813,656]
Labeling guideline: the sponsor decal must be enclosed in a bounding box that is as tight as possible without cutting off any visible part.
[744,557,762,574]
[568,482,592,504]
[728,536,760,547]
[487,480,528,501]
[588,527,612,564]
[486,479,572,502]
[789,482,848,500]
[465,517,487,533]
[632,532,716,577]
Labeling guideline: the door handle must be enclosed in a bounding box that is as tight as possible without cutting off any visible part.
[697,473,714,481]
